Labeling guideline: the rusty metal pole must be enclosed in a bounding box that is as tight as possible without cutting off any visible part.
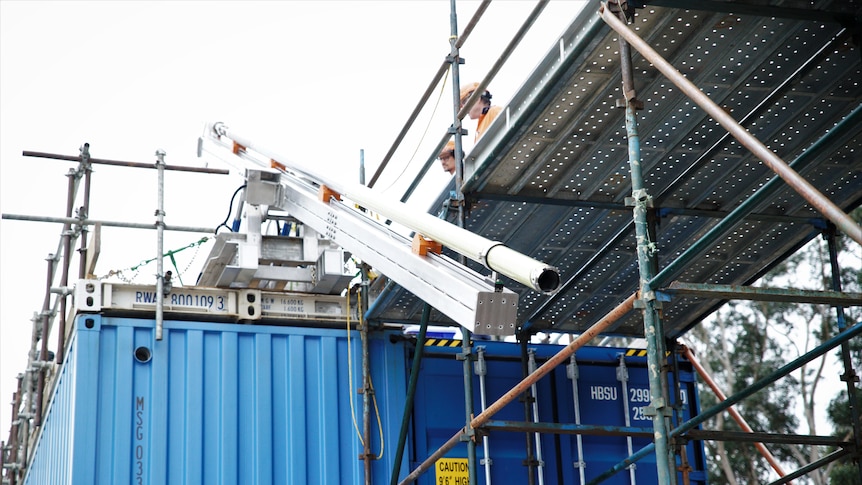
[5,376,24,485]
[56,168,76,364]
[361,314,372,485]
[77,144,93,281]
[398,293,638,485]
[681,346,790,480]
[35,255,55,427]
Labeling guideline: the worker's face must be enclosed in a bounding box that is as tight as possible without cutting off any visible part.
[439,152,456,175]
[467,101,485,120]
[461,92,486,120]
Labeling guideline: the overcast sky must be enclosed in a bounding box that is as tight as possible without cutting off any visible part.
[0,0,586,440]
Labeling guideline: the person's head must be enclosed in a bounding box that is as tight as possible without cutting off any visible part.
[438,140,456,175]
[460,82,492,120]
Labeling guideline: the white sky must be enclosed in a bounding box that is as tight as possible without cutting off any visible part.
[0,0,587,441]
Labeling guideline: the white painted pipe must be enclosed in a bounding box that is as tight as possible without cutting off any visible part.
[206,123,561,294]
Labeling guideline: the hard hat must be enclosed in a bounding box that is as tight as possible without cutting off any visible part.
[438,140,455,158]
[460,82,491,103]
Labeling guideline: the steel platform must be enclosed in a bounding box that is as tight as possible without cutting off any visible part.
[367,2,862,338]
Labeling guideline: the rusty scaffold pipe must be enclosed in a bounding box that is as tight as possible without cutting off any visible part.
[681,345,790,481]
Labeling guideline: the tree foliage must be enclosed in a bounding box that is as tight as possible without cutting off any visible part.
[687,210,861,485]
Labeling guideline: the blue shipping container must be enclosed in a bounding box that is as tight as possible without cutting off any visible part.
[25,315,408,485]
[24,315,706,484]
[411,341,707,485]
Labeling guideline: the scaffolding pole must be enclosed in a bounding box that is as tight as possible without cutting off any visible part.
[612,4,674,481]
[367,0,491,189]
[681,346,790,480]
[397,0,549,202]
[825,225,862,483]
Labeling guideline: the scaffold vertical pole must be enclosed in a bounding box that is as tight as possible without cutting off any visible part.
[390,304,432,485]
[447,0,478,481]
[361,287,372,485]
[56,167,76,364]
[77,144,93,281]
[155,149,166,341]
[448,0,467,211]
[520,339,537,485]
[35,255,55,427]
[613,4,674,482]
[825,225,862,483]
[681,346,789,479]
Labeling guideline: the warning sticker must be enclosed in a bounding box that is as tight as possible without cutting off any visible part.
[435,457,469,485]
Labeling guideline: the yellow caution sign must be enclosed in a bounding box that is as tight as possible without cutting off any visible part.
[435,457,469,485]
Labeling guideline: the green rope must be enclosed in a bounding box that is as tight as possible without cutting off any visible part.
[108,236,210,281]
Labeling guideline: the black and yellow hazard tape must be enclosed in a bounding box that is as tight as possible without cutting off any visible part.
[424,339,463,347]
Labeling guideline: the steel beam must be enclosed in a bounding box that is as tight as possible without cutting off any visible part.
[683,429,851,447]
[481,420,653,438]
[642,1,856,23]
[663,282,862,306]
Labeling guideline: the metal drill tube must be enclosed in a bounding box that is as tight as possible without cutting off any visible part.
[206,124,561,294]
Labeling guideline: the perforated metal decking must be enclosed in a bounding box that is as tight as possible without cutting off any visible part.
[366,2,862,338]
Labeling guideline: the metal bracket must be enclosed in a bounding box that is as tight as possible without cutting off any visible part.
[445,54,466,65]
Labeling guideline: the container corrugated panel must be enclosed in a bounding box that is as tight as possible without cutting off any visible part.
[412,342,707,485]
[25,315,408,485]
